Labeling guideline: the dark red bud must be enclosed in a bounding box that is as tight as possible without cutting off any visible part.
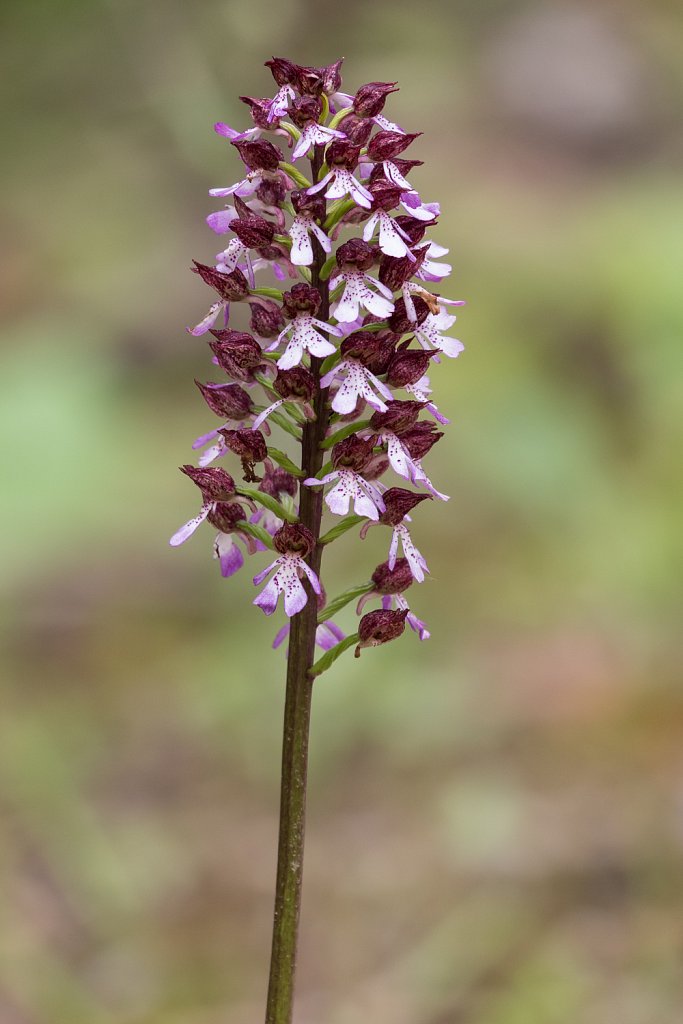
[325,138,361,169]
[195,381,253,419]
[340,331,398,374]
[232,138,283,171]
[273,522,315,556]
[386,348,432,388]
[393,215,429,245]
[249,300,285,338]
[319,58,344,95]
[288,95,323,128]
[218,428,268,482]
[273,367,316,401]
[291,189,326,220]
[335,238,376,271]
[207,501,247,533]
[353,81,399,118]
[208,331,264,381]
[180,465,236,502]
[371,558,414,594]
[355,608,408,655]
[331,434,375,472]
[378,487,431,525]
[400,422,443,460]
[265,57,303,87]
[388,295,431,334]
[367,131,421,162]
[239,95,274,130]
[370,400,426,435]
[282,282,321,317]
[192,262,249,301]
[379,248,427,291]
[231,213,275,249]
[368,179,403,212]
[340,115,374,146]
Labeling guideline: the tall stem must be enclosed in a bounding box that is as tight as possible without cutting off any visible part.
[264,146,330,1024]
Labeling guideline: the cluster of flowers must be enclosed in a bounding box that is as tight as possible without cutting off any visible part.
[171,57,464,661]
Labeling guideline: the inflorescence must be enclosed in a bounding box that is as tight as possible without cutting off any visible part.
[171,57,464,667]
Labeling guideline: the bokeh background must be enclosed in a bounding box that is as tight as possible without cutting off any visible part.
[2,1,682,1021]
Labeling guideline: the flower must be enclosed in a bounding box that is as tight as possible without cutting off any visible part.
[304,436,386,521]
[320,357,393,414]
[253,524,322,616]
[306,139,372,209]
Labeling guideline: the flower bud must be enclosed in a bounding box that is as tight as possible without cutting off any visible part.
[282,282,321,317]
[370,400,425,435]
[379,248,427,291]
[180,464,236,501]
[319,58,344,95]
[331,435,375,472]
[232,138,283,171]
[368,179,403,212]
[353,82,399,118]
[207,501,246,533]
[273,366,316,401]
[400,422,443,460]
[260,467,298,499]
[195,380,253,419]
[335,238,376,271]
[371,558,414,594]
[340,115,374,147]
[273,522,315,556]
[355,608,408,655]
[218,427,268,482]
[231,197,276,248]
[192,261,249,301]
[249,299,285,338]
[265,57,303,86]
[239,95,274,130]
[378,487,431,525]
[208,331,264,381]
[367,131,421,162]
[388,295,430,333]
[288,95,323,128]
[386,348,432,388]
[291,189,326,220]
[340,331,398,374]
[325,139,361,169]
[393,215,429,245]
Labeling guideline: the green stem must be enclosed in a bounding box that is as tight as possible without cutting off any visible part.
[264,143,331,1024]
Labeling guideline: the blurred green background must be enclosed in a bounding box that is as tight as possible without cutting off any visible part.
[2,1,682,1021]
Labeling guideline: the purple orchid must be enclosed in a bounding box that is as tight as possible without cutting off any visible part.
[253,524,322,617]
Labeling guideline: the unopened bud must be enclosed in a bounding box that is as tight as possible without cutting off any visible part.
[195,381,253,419]
[331,435,375,472]
[355,608,407,655]
[371,558,414,594]
[378,487,431,525]
[218,428,268,482]
[180,465,236,502]
[192,261,249,301]
[353,81,399,118]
